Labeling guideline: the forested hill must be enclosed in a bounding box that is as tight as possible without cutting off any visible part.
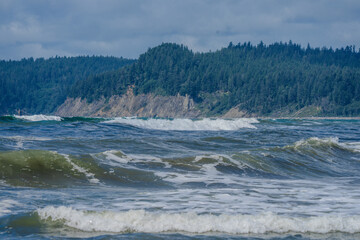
[2,42,360,116]
[70,42,360,116]
[0,56,134,114]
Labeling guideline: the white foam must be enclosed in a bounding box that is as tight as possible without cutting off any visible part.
[4,136,52,141]
[293,137,360,153]
[2,135,53,149]
[155,154,246,185]
[0,199,20,216]
[294,137,340,148]
[37,206,360,234]
[95,151,242,185]
[103,150,131,164]
[104,118,259,131]
[129,153,170,168]
[16,137,24,149]
[343,142,360,153]
[62,154,100,184]
[94,150,171,168]
[14,114,62,121]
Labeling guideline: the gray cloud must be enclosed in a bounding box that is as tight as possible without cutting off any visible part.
[1,0,359,59]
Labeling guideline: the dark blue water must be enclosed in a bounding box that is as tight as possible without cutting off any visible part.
[1,116,360,239]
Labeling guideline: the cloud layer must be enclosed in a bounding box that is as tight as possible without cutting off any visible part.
[1,0,360,59]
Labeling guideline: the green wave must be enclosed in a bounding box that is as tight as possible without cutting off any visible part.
[62,117,107,123]
[96,143,360,181]
[0,115,17,122]
[0,150,165,188]
[0,150,97,187]
[232,137,360,178]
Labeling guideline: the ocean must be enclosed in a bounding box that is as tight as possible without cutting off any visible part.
[1,115,360,239]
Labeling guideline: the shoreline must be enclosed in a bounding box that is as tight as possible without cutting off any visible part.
[256,116,360,120]
[2,114,360,120]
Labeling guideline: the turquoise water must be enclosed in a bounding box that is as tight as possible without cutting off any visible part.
[1,116,360,239]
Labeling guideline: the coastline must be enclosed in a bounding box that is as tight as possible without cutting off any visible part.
[256,116,360,120]
[3,113,360,120]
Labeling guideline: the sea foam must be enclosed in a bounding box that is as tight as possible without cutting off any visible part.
[104,118,259,130]
[62,154,100,184]
[14,114,62,121]
[289,137,360,153]
[37,206,360,234]
[0,199,20,217]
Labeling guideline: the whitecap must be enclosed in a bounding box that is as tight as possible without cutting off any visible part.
[0,199,20,217]
[37,206,360,234]
[104,118,259,131]
[14,114,62,121]
[291,137,360,153]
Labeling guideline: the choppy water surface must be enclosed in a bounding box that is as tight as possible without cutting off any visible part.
[1,115,360,239]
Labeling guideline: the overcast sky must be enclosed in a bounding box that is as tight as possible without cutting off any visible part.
[1,0,360,60]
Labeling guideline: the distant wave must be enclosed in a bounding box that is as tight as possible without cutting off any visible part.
[37,206,360,234]
[104,117,259,130]
[14,114,62,121]
[1,115,107,122]
[0,116,261,131]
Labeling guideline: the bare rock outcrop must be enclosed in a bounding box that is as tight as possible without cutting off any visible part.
[55,92,201,118]
[222,106,251,118]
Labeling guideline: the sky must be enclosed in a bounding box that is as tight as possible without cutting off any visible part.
[1,0,360,60]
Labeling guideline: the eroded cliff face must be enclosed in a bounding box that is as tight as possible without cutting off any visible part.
[55,91,201,118]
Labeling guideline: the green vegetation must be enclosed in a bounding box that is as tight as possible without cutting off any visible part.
[2,42,360,116]
[0,56,134,114]
[70,42,360,116]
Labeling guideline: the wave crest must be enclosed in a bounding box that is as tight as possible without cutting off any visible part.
[37,206,360,234]
[13,114,62,121]
[0,150,99,187]
[104,117,259,130]
[285,137,360,153]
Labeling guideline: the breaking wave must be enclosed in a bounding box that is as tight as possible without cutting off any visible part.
[0,115,106,123]
[104,117,259,130]
[230,137,360,178]
[1,116,259,131]
[13,114,62,121]
[37,206,360,234]
[289,137,360,153]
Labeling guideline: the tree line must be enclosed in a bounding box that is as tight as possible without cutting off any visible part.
[70,42,360,116]
[0,56,134,114]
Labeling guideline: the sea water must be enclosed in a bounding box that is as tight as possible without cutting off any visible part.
[1,116,360,239]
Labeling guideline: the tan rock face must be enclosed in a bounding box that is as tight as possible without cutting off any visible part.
[55,93,201,118]
[222,107,250,118]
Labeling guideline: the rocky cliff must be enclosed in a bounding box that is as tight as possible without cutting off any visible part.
[55,91,201,118]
